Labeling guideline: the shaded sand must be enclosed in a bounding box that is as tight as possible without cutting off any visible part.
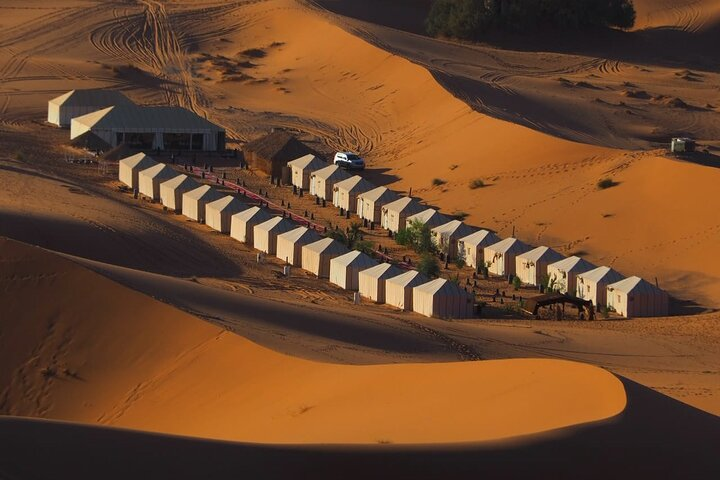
[0,237,626,444]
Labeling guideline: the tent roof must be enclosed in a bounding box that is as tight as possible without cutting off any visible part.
[517,246,564,263]
[278,226,321,243]
[331,250,377,269]
[206,195,244,212]
[333,175,373,193]
[407,208,449,225]
[243,130,316,162]
[381,196,419,212]
[386,270,429,288]
[119,152,157,169]
[287,154,326,170]
[548,256,596,273]
[359,262,402,280]
[255,216,295,233]
[431,220,475,237]
[184,184,221,201]
[303,237,349,255]
[359,186,398,203]
[607,276,663,295]
[72,105,223,132]
[486,237,530,254]
[414,278,470,296]
[49,89,133,107]
[232,205,271,223]
[139,163,176,179]
[459,229,499,247]
[311,165,350,181]
[576,266,625,284]
[160,174,196,190]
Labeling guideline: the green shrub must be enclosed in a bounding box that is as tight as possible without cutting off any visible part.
[469,178,485,189]
[454,248,466,269]
[512,275,522,291]
[597,178,616,189]
[431,178,446,187]
[418,253,441,278]
[397,219,435,254]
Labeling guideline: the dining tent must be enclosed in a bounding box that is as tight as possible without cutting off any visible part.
[405,208,450,230]
[138,163,178,201]
[329,250,377,290]
[332,175,373,213]
[547,256,597,294]
[205,196,246,234]
[515,246,565,286]
[276,226,322,266]
[309,165,350,200]
[576,266,625,309]
[159,174,198,212]
[253,216,296,255]
[431,220,475,258]
[356,187,399,224]
[229,206,273,246]
[301,238,349,278]
[412,278,475,319]
[606,276,669,318]
[288,154,326,190]
[484,238,531,277]
[182,185,223,223]
[118,153,157,190]
[380,196,422,232]
[385,270,429,311]
[458,229,501,269]
[358,263,403,303]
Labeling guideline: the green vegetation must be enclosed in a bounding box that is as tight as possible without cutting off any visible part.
[418,253,441,278]
[431,177,447,186]
[327,222,374,253]
[512,275,522,291]
[597,178,617,189]
[454,248,467,269]
[426,0,636,40]
[469,178,485,189]
[395,219,435,254]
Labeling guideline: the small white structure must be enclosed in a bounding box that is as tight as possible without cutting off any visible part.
[332,175,373,212]
[160,174,198,212]
[288,154,326,190]
[358,263,403,303]
[48,89,133,127]
[576,266,625,308]
[301,238,350,278]
[253,216,296,255]
[413,278,475,319]
[380,196,422,232]
[606,276,669,318]
[205,196,246,234]
[431,220,475,258]
[182,185,223,223]
[484,238,531,277]
[546,256,596,294]
[515,246,565,286]
[229,206,273,246]
[138,163,178,201]
[356,187,399,224]
[405,208,450,230]
[385,270,429,311]
[457,230,501,269]
[329,250,377,291]
[276,226,322,266]
[118,153,157,190]
[309,165,350,200]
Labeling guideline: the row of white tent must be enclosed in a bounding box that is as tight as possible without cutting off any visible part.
[287,155,670,318]
[119,153,475,319]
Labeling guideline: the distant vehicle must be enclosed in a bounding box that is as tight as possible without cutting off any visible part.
[671,137,695,153]
[333,152,365,170]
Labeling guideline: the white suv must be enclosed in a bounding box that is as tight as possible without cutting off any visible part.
[333,152,365,170]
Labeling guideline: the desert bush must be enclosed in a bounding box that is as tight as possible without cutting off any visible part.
[597,178,616,189]
[397,219,435,254]
[453,211,469,220]
[418,253,441,278]
[469,178,485,189]
[512,275,522,291]
[454,248,467,269]
[13,150,24,161]
[431,178,446,186]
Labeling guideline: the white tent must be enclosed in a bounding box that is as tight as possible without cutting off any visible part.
[253,216,296,255]
[118,153,157,190]
[206,196,246,234]
[138,163,178,201]
[515,246,565,286]
[48,89,133,127]
[309,165,350,200]
[288,154,326,190]
[412,278,475,319]
[276,226,322,266]
[458,229,501,269]
[405,208,450,230]
[380,196,422,232]
[332,175,373,212]
[576,266,625,308]
[329,250,378,290]
[484,238,531,277]
[547,256,596,294]
[385,270,429,311]
[356,187,399,224]
[606,276,669,318]
[182,185,223,223]
[301,238,350,278]
[229,206,273,246]
[358,263,403,303]
[431,220,475,258]
[160,174,198,212]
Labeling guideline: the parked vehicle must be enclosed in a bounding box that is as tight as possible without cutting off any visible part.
[333,152,365,170]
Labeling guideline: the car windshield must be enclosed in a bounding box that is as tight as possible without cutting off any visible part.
[347,154,361,161]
